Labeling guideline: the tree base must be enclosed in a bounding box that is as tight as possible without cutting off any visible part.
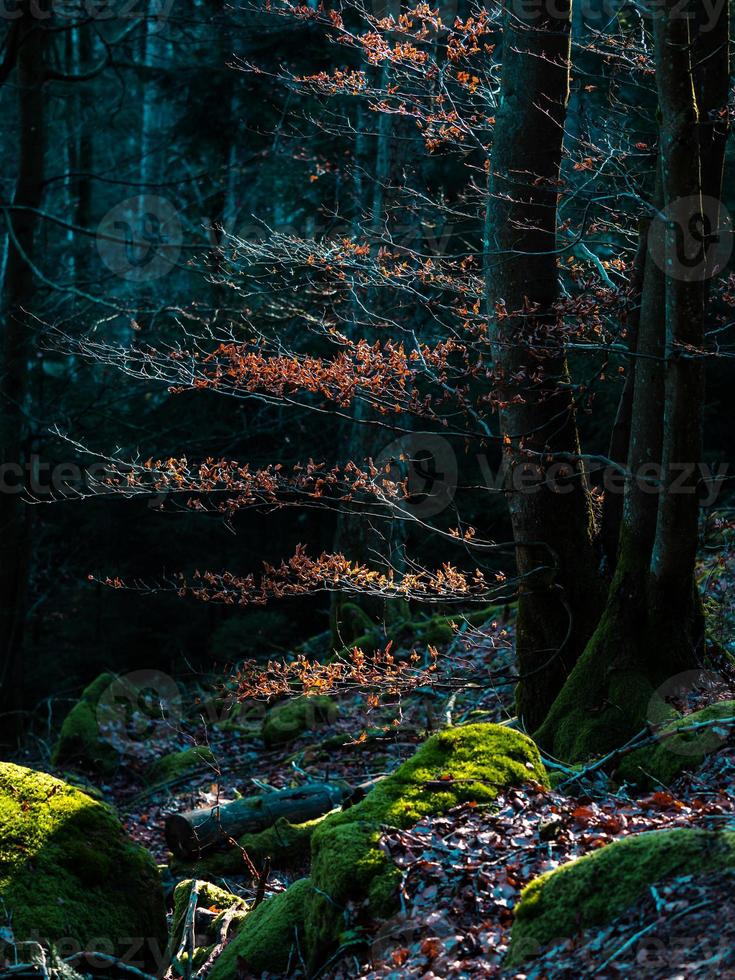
[533,583,701,763]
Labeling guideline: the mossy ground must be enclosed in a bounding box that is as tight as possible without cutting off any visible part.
[507,827,735,965]
[51,673,120,774]
[616,700,735,788]
[0,763,167,967]
[262,695,339,747]
[147,746,216,785]
[219,723,547,975]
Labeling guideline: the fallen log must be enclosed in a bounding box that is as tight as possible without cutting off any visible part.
[165,782,348,858]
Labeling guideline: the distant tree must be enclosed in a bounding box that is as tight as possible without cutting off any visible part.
[62,0,732,761]
[0,0,49,717]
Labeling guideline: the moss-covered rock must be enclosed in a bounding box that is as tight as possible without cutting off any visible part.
[262,696,339,747]
[215,723,546,976]
[333,602,376,646]
[616,700,735,788]
[51,673,120,774]
[507,828,735,965]
[208,877,313,979]
[239,815,324,869]
[0,763,167,968]
[147,746,216,785]
[304,723,547,968]
[170,879,248,966]
[412,605,509,646]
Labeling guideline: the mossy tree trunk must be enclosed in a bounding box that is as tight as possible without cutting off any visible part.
[485,0,603,729]
[534,0,730,760]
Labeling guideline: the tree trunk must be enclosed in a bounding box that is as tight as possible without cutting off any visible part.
[0,1,47,727]
[165,783,348,858]
[649,0,730,618]
[485,0,602,729]
[534,0,730,761]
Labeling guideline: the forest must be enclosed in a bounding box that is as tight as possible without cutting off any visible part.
[1,0,734,976]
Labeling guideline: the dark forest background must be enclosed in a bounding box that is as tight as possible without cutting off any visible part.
[1,0,734,732]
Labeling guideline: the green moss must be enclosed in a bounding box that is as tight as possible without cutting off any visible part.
[616,700,735,788]
[171,815,327,879]
[533,601,672,762]
[334,602,375,645]
[323,722,547,831]
[306,723,547,965]
[0,763,167,967]
[170,879,248,959]
[51,673,120,774]
[238,815,324,869]
[412,605,507,646]
[508,828,735,965]
[194,725,547,975]
[208,877,313,978]
[262,696,339,747]
[270,723,546,972]
[147,746,216,785]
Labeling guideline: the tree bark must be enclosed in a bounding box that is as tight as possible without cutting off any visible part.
[485,0,602,729]
[534,0,730,761]
[165,782,348,858]
[649,0,730,617]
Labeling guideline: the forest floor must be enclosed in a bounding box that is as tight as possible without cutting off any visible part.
[12,603,735,980]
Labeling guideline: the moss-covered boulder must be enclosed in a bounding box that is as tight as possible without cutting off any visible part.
[0,763,167,968]
[147,746,216,785]
[214,723,547,975]
[305,723,547,967]
[507,828,735,965]
[170,879,249,971]
[616,700,735,788]
[412,605,504,646]
[332,601,376,646]
[262,696,339,747]
[51,673,120,774]
[208,878,313,980]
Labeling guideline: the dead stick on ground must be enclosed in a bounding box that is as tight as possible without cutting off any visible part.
[254,856,271,909]
[168,880,200,980]
[192,908,240,980]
